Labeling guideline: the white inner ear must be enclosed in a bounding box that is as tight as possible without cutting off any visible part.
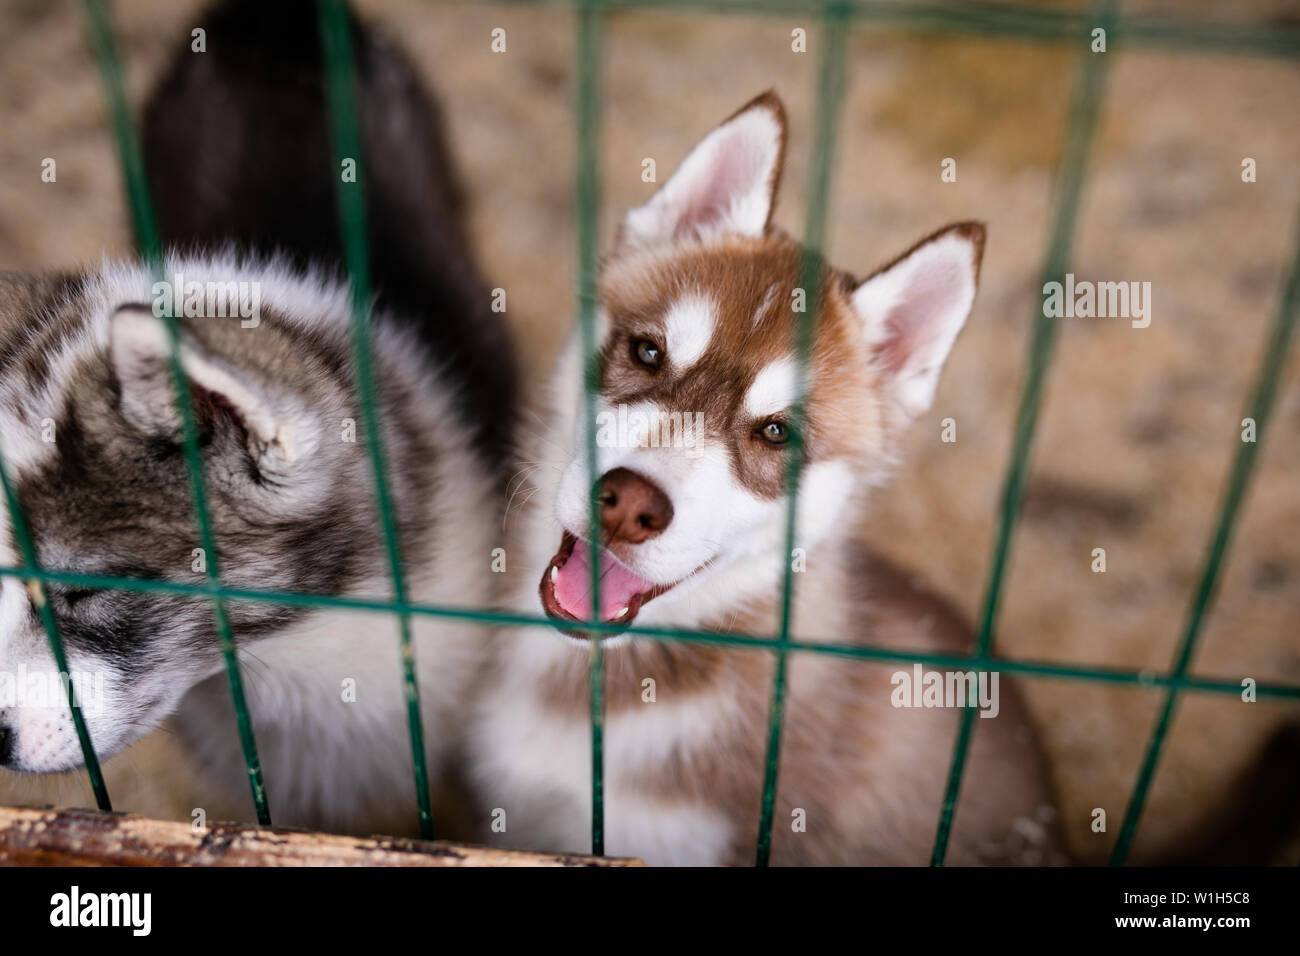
[851,228,981,420]
[621,102,783,248]
[110,305,296,463]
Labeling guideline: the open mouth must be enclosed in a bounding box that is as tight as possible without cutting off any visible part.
[539,532,678,639]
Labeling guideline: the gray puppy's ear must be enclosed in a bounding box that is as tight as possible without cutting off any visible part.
[109,304,307,473]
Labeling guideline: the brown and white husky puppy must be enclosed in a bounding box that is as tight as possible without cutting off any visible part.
[471,92,1066,865]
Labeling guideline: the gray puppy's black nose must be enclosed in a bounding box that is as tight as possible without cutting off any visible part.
[0,723,13,766]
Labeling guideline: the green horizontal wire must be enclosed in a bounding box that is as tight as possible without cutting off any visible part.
[1109,205,1300,867]
[2,562,1299,701]
[755,0,849,868]
[318,0,436,841]
[83,0,272,823]
[0,455,110,810]
[453,0,1300,60]
[574,0,607,856]
[930,0,1115,867]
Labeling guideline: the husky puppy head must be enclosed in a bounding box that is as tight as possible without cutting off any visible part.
[0,264,414,772]
[539,92,984,640]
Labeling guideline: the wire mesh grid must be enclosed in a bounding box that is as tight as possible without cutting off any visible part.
[0,0,1297,866]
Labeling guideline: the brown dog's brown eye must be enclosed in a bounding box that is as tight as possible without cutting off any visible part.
[632,338,663,370]
[758,420,792,446]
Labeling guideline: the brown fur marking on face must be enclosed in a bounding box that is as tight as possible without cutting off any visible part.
[597,232,885,499]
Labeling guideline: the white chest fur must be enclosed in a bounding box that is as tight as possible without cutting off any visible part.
[471,633,737,866]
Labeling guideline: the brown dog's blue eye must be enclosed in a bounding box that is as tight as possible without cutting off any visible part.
[759,421,791,446]
[633,338,662,369]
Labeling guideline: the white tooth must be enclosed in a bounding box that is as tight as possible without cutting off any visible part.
[615,606,629,618]
[551,567,559,583]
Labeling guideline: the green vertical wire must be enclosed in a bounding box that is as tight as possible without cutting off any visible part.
[930,0,1115,865]
[82,0,271,824]
[1109,208,1300,866]
[575,0,607,856]
[0,455,110,810]
[318,0,436,841]
[754,1,849,868]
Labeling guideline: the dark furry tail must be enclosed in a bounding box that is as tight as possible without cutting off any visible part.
[1153,719,1300,865]
[141,0,515,471]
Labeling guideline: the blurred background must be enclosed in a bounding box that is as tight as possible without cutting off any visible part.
[0,0,1297,863]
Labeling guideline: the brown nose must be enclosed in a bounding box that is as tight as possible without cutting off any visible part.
[598,468,673,544]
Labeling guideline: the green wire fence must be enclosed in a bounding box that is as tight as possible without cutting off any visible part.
[575,0,608,855]
[0,0,1297,866]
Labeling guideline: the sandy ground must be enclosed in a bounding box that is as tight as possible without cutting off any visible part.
[1,0,1298,863]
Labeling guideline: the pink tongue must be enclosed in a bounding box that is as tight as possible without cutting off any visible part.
[554,539,655,621]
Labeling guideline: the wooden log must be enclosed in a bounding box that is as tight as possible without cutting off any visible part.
[0,806,645,867]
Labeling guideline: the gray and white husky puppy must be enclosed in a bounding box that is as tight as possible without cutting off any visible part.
[0,0,512,836]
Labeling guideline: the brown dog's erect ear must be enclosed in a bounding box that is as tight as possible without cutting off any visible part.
[618,91,787,250]
[109,304,307,475]
[851,222,986,421]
